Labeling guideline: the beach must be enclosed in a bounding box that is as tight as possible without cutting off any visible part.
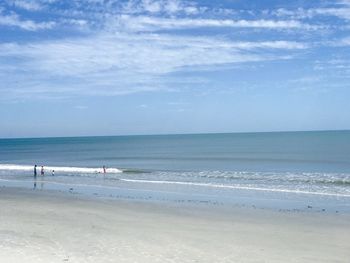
[0,187,349,263]
[1,132,350,262]
[2,0,350,261]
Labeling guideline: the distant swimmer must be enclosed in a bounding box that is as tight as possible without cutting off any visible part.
[41,166,44,176]
[34,165,37,177]
[52,170,55,176]
[103,166,106,174]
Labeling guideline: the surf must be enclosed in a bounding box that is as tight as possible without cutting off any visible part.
[0,164,123,174]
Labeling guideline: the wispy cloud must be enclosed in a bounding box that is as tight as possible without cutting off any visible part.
[336,37,350,46]
[122,0,202,15]
[10,0,44,11]
[0,34,307,76]
[115,15,319,31]
[0,11,55,30]
[313,7,350,20]
[272,1,350,21]
[0,32,308,99]
[0,0,345,101]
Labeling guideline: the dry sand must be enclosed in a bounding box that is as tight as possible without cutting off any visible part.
[0,187,349,263]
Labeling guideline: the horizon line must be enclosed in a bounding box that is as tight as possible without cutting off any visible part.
[1,129,349,140]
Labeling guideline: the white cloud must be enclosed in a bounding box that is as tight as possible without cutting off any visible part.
[0,34,307,76]
[0,0,330,101]
[115,15,318,31]
[11,0,43,11]
[337,37,350,46]
[273,3,350,21]
[313,57,350,78]
[0,33,307,98]
[142,0,162,13]
[224,41,308,50]
[327,36,350,47]
[0,1,322,33]
[290,76,322,84]
[122,0,200,15]
[313,7,350,20]
[0,12,55,30]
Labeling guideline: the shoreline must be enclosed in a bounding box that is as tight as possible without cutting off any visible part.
[1,187,349,262]
[1,176,349,214]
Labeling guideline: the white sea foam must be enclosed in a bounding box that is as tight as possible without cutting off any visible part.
[154,170,350,185]
[0,164,122,174]
[120,178,350,197]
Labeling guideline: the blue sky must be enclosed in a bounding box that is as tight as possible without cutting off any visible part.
[0,0,350,137]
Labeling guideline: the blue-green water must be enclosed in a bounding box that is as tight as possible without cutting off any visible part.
[1,131,350,212]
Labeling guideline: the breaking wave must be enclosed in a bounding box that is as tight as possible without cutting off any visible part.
[0,164,122,174]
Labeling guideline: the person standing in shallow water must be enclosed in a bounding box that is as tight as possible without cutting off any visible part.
[41,166,44,176]
[33,165,37,190]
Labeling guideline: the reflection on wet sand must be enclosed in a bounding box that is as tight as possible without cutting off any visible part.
[33,176,44,190]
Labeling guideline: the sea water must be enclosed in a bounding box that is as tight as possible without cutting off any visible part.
[0,131,350,212]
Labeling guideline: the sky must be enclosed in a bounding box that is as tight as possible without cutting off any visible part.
[0,0,350,138]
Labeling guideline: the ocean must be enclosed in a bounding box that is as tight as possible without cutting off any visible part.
[1,130,350,212]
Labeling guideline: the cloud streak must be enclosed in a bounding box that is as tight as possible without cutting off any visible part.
[11,0,44,11]
[0,34,307,76]
[122,0,202,15]
[272,1,350,21]
[0,11,55,30]
[114,15,319,31]
[0,32,308,99]
[0,0,346,100]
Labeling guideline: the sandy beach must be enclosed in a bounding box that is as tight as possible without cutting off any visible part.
[0,187,349,263]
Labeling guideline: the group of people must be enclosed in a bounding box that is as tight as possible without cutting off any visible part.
[33,165,107,176]
[33,165,54,177]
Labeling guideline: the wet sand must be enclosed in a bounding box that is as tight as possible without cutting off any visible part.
[0,187,349,263]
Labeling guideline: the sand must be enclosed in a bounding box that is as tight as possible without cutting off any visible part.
[0,187,349,263]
